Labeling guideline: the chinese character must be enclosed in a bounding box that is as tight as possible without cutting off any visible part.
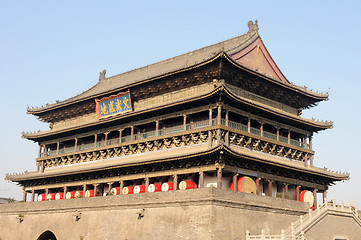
[116,98,122,111]
[123,96,131,109]
[109,100,116,113]
[100,103,108,115]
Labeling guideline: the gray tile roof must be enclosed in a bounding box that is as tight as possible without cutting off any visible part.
[28,21,260,114]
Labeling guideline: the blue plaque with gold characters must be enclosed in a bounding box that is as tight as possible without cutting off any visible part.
[95,90,132,120]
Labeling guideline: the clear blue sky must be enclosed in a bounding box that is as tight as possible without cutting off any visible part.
[1,1,360,206]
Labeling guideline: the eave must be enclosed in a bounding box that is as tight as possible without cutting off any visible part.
[22,81,332,142]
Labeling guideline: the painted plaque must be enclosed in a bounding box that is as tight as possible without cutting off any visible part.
[95,91,132,120]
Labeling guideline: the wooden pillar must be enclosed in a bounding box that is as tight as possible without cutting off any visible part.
[323,191,327,204]
[156,120,159,136]
[255,178,260,195]
[131,126,134,140]
[45,188,49,198]
[225,110,229,127]
[145,176,149,192]
[93,184,98,197]
[23,190,27,202]
[173,174,178,191]
[217,105,221,125]
[313,189,318,209]
[56,142,60,154]
[268,180,272,197]
[119,129,123,143]
[217,168,223,189]
[74,138,78,151]
[296,186,301,201]
[104,132,109,146]
[38,145,42,158]
[120,180,124,194]
[108,182,113,192]
[284,183,288,197]
[232,173,238,192]
[304,153,308,167]
[183,114,187,131]
[94,134,98,148]
[41,161,44,173]
[287,130,291,144]
[198,171,204,188]
[303,135,308,148]
[309,135,313,150]
[83,184,87,194]
[310,155,314,167]
[209,108,213,126]
[247,118,251,133]
[63,186,67,197]
[31,189,35,202]
[276,128,280,141]
[260,123,264,137]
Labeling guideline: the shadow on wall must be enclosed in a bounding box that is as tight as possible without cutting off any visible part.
[37,231,56,240]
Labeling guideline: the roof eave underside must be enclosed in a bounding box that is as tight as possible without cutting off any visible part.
[6,145,349,183]
[22,85,331,141]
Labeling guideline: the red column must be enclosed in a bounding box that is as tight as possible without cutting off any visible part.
[284,183,288,198]
[233,173,238,192]
[255,178,260,195]
[268,180,272,197]
[296,186,301,201]
[199,171,204,188]
[217,168,223,189]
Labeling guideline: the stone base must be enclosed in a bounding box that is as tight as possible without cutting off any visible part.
[0,188,350,240]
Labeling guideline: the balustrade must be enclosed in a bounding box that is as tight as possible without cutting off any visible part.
[40,117,308,158]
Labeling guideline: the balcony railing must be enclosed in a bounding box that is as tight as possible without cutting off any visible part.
[40,118,309,157]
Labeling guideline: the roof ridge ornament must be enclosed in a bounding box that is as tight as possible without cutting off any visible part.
[99,69,107,81]
[247,20,259,33]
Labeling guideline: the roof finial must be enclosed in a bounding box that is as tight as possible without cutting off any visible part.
[247,20,259,33]
[99,69,106,81]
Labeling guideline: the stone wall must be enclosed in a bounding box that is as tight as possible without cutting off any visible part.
[0,188,313,240]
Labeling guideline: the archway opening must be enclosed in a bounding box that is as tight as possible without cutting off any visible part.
[37,230,57,240]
